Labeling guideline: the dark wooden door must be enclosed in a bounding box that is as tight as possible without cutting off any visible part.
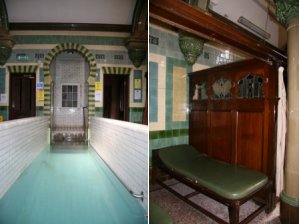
[103,74,129,121]
[9,73,36,120]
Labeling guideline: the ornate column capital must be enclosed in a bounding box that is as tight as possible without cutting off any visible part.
[178,0,209,65]
[125,34,147,68]
[0,0,15,65]
[0,34,15,65]
[274,0,299,26]
[178,31,205,65]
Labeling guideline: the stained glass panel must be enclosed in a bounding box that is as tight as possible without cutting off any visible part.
[238,73,264,98]
[212,77,232,99]
[192,82,208,100]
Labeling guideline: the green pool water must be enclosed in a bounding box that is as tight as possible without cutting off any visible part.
[0,145,146,224]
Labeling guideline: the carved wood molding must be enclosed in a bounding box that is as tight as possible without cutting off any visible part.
[150,0,287,66]
[9,23,132,32]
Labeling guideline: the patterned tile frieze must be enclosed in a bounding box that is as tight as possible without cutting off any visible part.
[102,66,132,75]
[13,35,127,46]
[6,65,38,73]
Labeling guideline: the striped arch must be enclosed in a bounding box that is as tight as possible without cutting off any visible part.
[43,43,97,119]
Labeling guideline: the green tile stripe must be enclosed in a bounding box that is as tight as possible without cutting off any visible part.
[102,67,132,75]
[7,65,38,73]
[130,107,145,112]
[13,35,126,46]
[149,129,189,140]
[43,42,96,119]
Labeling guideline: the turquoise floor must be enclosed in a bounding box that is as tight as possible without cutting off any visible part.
[0,145,146,224]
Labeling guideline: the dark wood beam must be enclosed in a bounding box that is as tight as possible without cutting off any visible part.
[150,0,287,66]
[131,0,148,33]
[9,23,132,32]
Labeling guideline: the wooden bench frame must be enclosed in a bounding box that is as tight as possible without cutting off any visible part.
[153,150,273,224]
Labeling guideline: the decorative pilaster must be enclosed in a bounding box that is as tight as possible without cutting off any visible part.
[274,0,299,223]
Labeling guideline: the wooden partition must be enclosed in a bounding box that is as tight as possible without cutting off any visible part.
[189,59,278,199]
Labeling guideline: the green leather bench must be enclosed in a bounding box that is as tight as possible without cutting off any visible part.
[149,200,173,224]
[153,144,272,224]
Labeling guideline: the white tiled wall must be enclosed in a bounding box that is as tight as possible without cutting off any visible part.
[54,108,84,127]
[53,52,88,128]
[0,117,48,198]
[90,118,148,211]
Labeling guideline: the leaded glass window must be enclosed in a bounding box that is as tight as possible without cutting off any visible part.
[192,82,208,100]
[212,77,232,99]
[238,73,265,98]
[62,84,78,107]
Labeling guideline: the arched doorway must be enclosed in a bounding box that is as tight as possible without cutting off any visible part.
[43,43,97,145]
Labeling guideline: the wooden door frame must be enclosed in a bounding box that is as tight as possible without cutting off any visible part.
[9,73,36,120]
[103,74,129,122]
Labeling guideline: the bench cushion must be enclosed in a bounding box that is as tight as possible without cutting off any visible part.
[157,144,268,200]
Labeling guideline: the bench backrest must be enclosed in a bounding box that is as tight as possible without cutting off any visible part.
[188,59,278,180]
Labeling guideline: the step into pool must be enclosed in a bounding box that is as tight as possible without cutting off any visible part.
[0,145,146,224]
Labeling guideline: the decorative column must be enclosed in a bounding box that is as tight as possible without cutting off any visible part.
[0,0,15,65]
[275,0,299,222]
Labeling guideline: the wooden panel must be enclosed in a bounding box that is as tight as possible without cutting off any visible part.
[189,111,208,154]
[188,58,277,174]
[209,111,232,162]
[236,112,264,171]
[188,59,277,209]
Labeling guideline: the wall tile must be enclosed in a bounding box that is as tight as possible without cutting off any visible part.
[0,117,48,198]
[90,117,148,211]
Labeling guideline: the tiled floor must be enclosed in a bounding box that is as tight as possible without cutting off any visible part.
[0,145,146,224]
[150,180,280,224]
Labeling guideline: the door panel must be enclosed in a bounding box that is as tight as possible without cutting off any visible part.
[103,74,129,121]
[9,73,36,120]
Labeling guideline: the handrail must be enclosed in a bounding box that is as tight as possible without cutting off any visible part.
[91,147,144,202]
[130,191,144,201]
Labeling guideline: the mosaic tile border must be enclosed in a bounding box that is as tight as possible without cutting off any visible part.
[149,129,188,140]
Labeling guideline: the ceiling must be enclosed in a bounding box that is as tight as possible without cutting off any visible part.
[209,0,286,48]
[5,0,137,28]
